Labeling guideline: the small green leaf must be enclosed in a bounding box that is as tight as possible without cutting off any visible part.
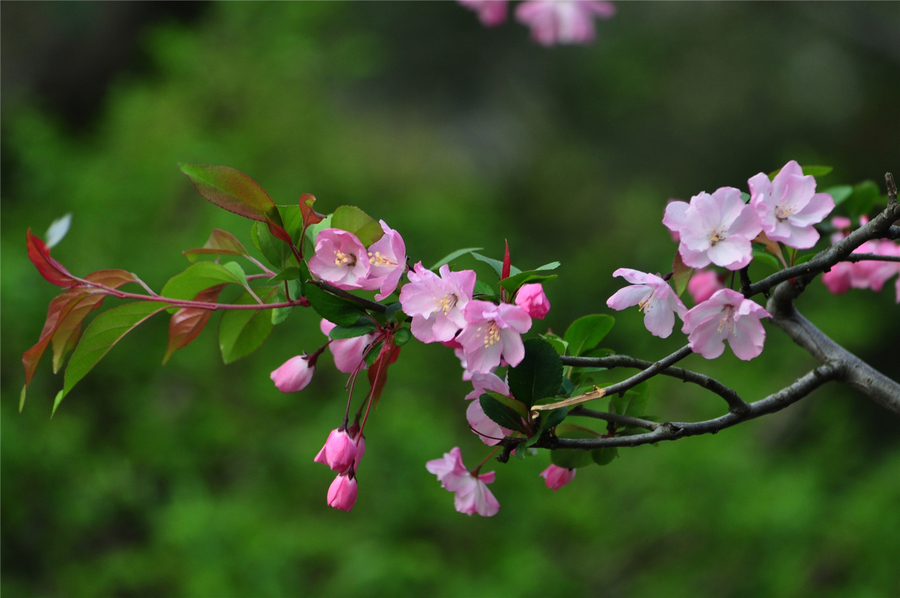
[471,253,522,279]
[271,305,293,326]
[329,322,377,340]
[499,272,558,295]
[802,165,833,177]
[565,314,615,357]
[751,249,782,273]
[479,392,529,435]
[252,221,290,270]
[183,229,249,263]
[473,280,496,297]
[331,206,384,247]
[429,247,483,271]
[304,283,365,327]
[160,262,244,312]
[268,267,301,283]
[393,327,412,346]
[672,252,693,297]
[823,185,853,207]
[540,332,568,355]
[507,339,563,409]
[591,447,618,466]
[219,290,276,364]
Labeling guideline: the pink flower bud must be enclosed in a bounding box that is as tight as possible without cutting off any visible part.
[514,283,551,319]
[314,428,358,473]
[327,473,358,512]
[687,270,724,304]
[539,464,576,490]
[269,355,314,393]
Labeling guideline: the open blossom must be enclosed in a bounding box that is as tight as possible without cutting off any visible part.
[663,187,762,271]
[514,283,551,319]
[360,220,406,301]
[606,269,686,338]
[400,263,476,344]
[457,301,532,374]
[682,288,771,361]
[458,0,508,26]
[540,464,576,490]
[326,473,358,512]
[308,229,371,290]
[687,270,725,304]
[426,447,500,517]
[515,0,616,46]
[269,355,314,392]
[314,428,359,473]
[320,319,374,374]
[749,160,834,249]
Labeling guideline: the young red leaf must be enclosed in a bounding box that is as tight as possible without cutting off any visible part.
[299,193,325,228]
[26,229,79,288]
[183,229,250,263]
[162,284,228,365]
[502,239,511,281]
[367,340,401,408]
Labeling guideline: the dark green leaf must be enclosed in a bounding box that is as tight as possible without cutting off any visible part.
[429,247,483,271]
[564,314,615,357]
[304,283,365,326]
[540,332,568,355]
[471,252,522,279]
[507,338,563,409]
[218,290,276,364]
[252,221,289,270]
[499,272,558,295]
[591,447,618,466]
[329,322,377,340]
[473,280,495,297]
[479,393,529,435]
[393,327,412,346]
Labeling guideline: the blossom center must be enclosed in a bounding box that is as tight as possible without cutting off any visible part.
[334,250,357,268]
[707,226,726,246]
[774,203,795,222]
[475,321,501,349]
[368,250,396,268]
[433,293,458,315]
[716,306,736,336]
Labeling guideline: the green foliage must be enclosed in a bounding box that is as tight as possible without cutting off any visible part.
[564,314,615,357]
[218,289,277,364]
[507,338,563,409]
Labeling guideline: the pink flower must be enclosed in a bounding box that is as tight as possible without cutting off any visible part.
[399,263,476,344]
[687,270,725,304]
[515,0,616,46]
[269,355,314,392]
[682,288,771,361]
[320,319,374,374]
[326,473,358,512]
[360,220,406,301]
[457,301,532,373]
[606,269,687,338]
[465,372,514,445]
[314,428,359,473]
[308,229,371,290]
[749,160,834,249]
[826,240,900,296]
[540,464,576,490]
[663,187,762,271]
[822,261,853,294]
[514,283,551,319]
[458,0,508,26]
[425,447,500,517]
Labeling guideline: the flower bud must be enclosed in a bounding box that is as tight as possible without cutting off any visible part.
[514,283,551,319]
[269,355,314,393]
[314,428,358,473]
[327,473,358,512]
[539,464,576,490]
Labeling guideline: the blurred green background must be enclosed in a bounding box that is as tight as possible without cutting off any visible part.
[3,3,899,597]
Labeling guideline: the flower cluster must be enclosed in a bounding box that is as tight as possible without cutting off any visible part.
[822,217,900,301]
[458,0,616,46]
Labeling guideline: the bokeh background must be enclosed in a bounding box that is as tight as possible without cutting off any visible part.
[3,3,899,597]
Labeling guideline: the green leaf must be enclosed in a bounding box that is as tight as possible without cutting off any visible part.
[611,381,649,417]
[540,332,568,355]
[551,423,600,469]
[591,447,619,466]
[160,262,243,307]
[329,322,377,340]
[564,314,615,357]
[845,180,882,220]
[277,205,305,245]
[183,229,249,263]
[471,252,522,279]
[429,247,483,271]
[473,280,495,297]
[507,338,563,409]
[53,301,171,415]
[393,327,412,346]
[252,221,290,270]
[751,249,783,273]
[672,252,693,297]
[304,283,365,326]
[268,267,301,283]
[218,290,276,364]
[823,185,853,207]
[331,205,384,247]
[479,392,529,435]
[499,272,558,295]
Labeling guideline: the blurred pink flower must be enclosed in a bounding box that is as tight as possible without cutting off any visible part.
[308,229,370,290]
[314,428,359,473]
[400,263,476,344]
[360,220,406,300]
[326,473,358,512]
[269,355,314,392]
[663,187,762,271]
[540,464,576,490]
[682,288,770,360]
[457,300,532,373]
[687,270,725,304]
[606,268,686,338]
[515,0,616,46]
[320,319,374,374]
[514,283,551,319]
[425,447,500,517]
[749,160,834,249]
[458,0,508,26]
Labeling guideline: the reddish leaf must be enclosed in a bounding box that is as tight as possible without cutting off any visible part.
[367,340,401,408]
[162,284,228,365]
[502,240,511,281]
[183,229,249,263]
[26,229,78,288]
[299,193,325,228]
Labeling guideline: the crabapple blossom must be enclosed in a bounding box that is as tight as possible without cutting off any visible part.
[663,187,762,271]
[457,0,508,26]
[540,464,576,490]
[425,447,500,517]
[687,270,725,304]
[308,229,370,290]
[457,300,532,373]
[514,283,551,319]
[399,263,476,344]
[748,160,835,249]
[320,319,374,374]
[360,220,406,301]
[269,355,314,392]
[515,0,616,46]
[314,427,358,473]
[682,288,771,361]
[606,269,686,338]
[326,473,358,512]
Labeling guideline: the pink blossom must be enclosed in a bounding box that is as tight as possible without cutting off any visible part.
[425,447,500,517]
[399,263,476,344]
[606,269,686,338]
[515,0,616,46]
[314,428,359,473]
[326,473,358,512]
[514,283,551,319]
[682,288,771,361]
[687,270,725,304]
[825,240,900,296]
[457,301,532,373]
[540,464,576,490]
[269,355,314,392]
[308,229,371,290]
[749,160,834,249]
[663,187,762,271]
[458,0,508,26]
[465,372,514,445]
[360,220,406,301]
[822,261,853,294]
[320,319,374,374]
